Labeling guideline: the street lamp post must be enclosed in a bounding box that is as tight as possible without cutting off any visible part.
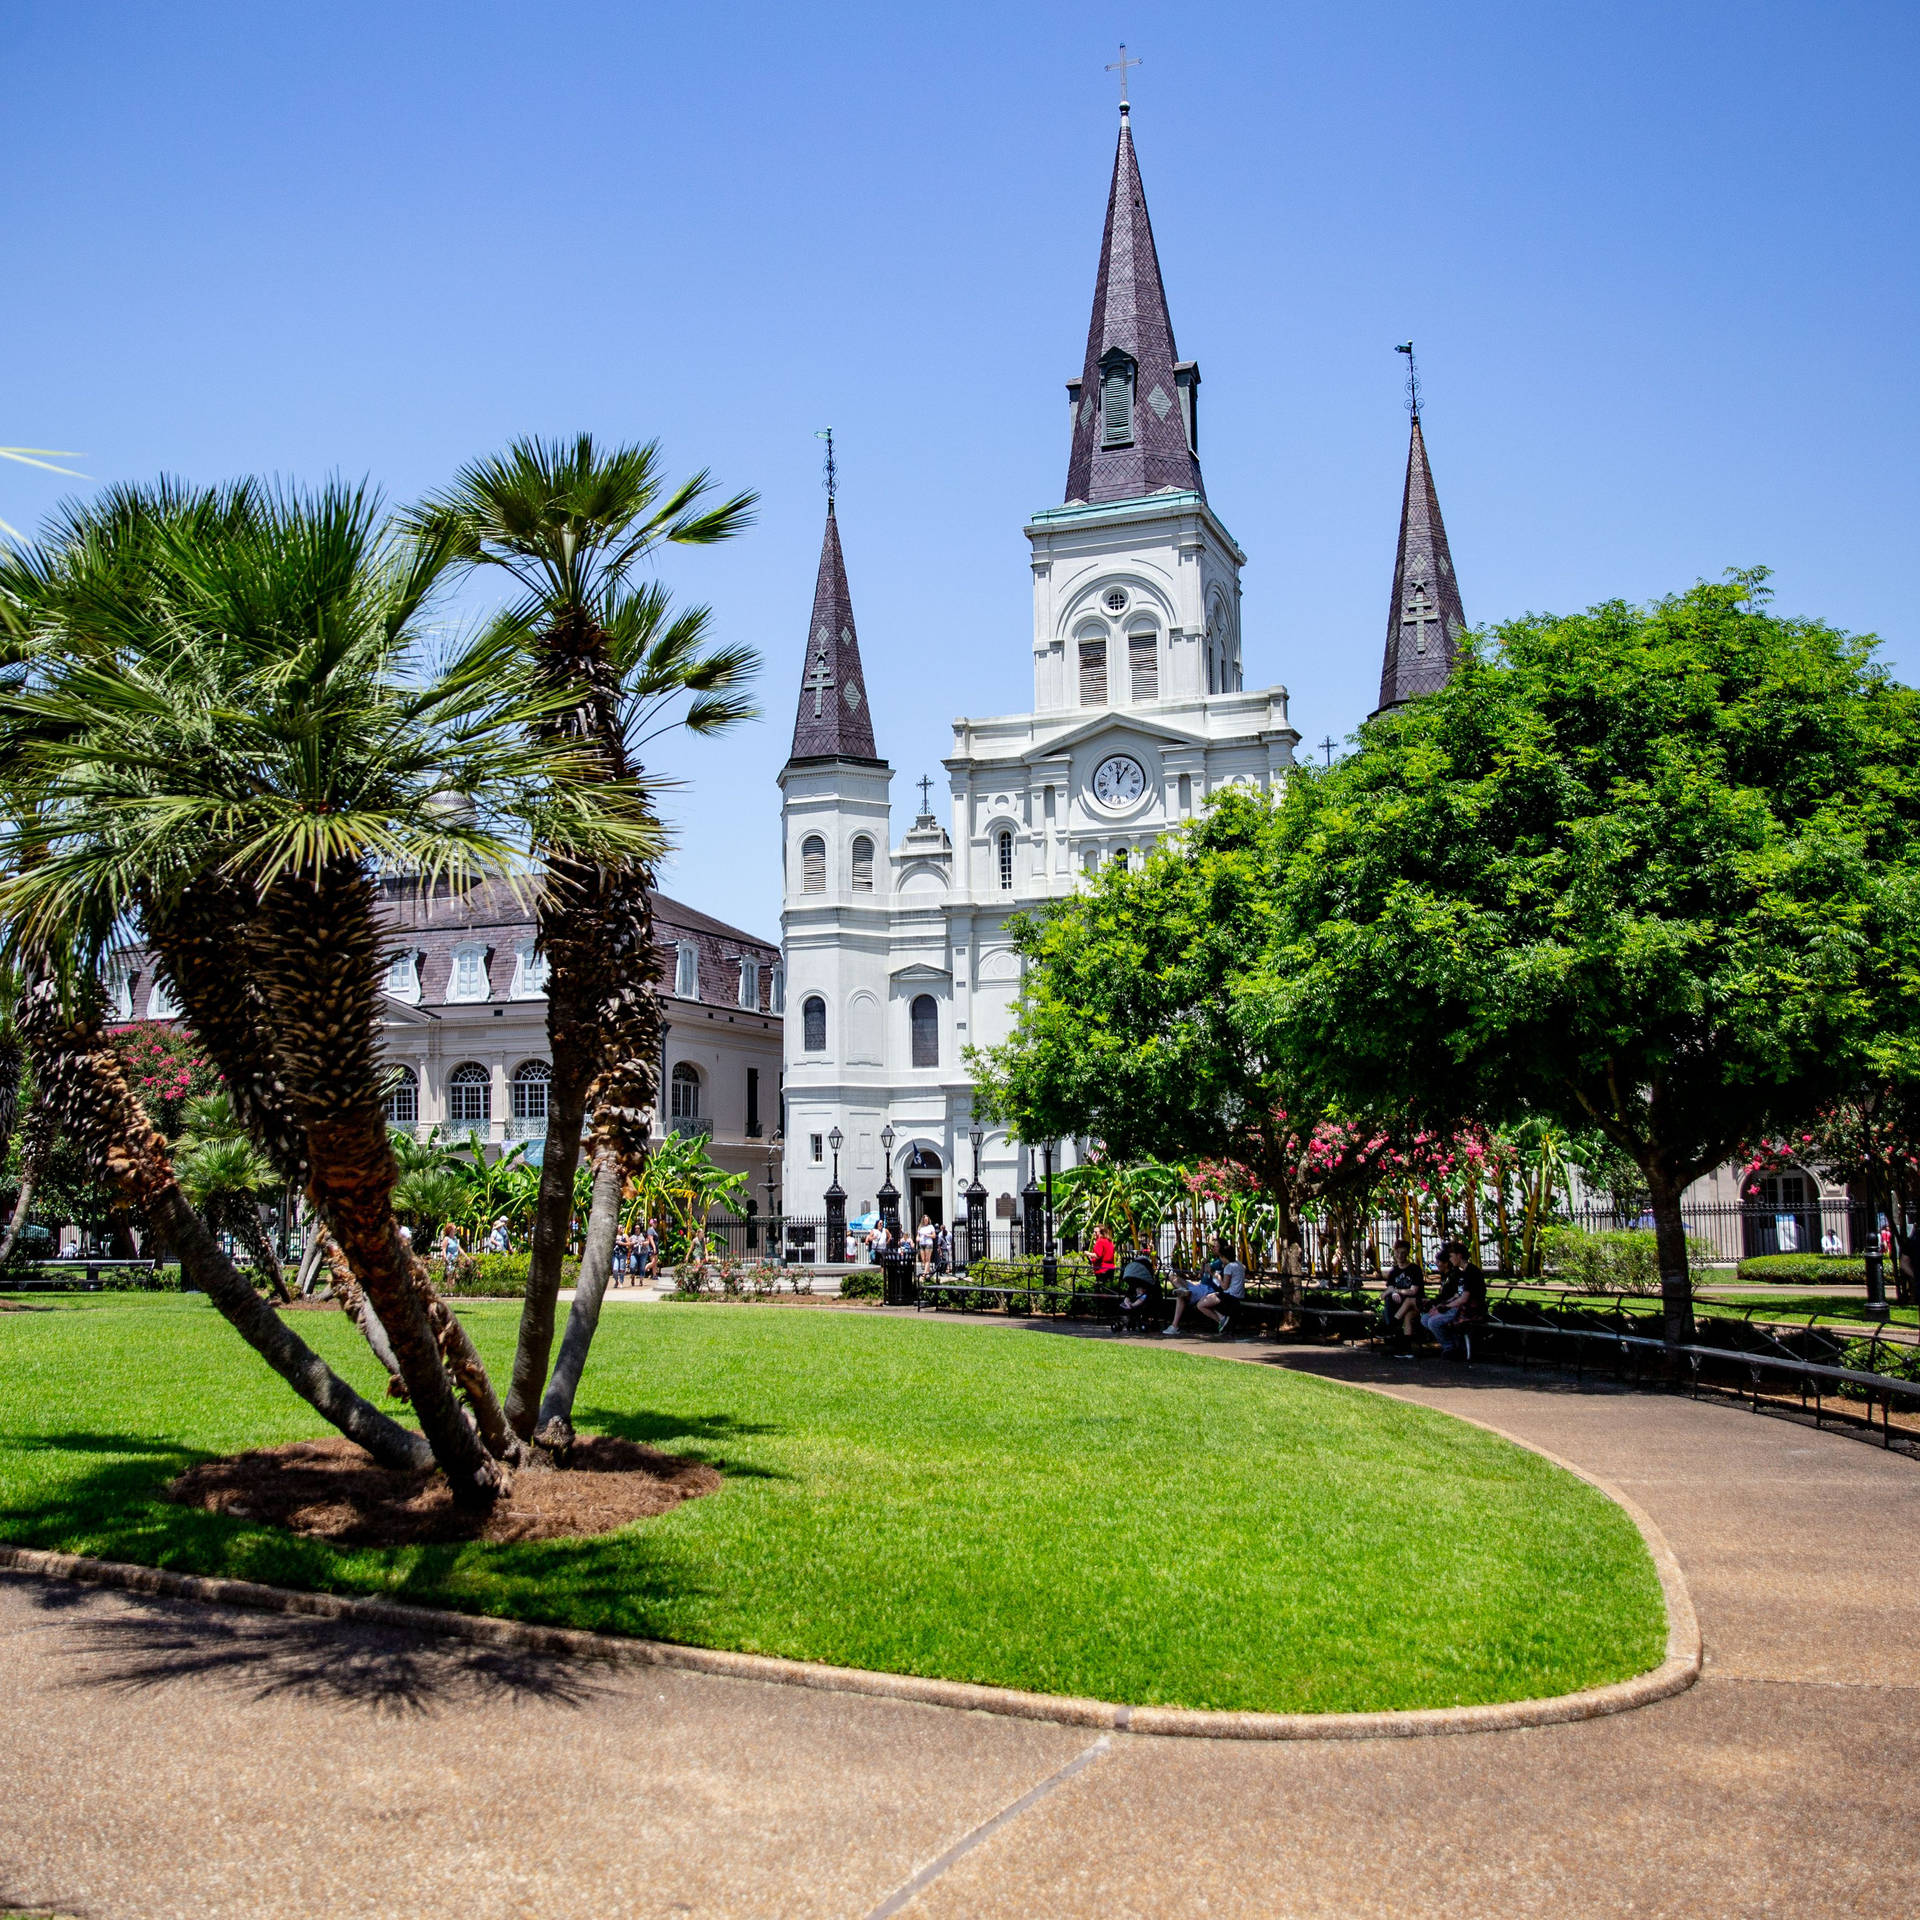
[965,1124,987,1271]
[877,1123,900,1237]
[824,1125,846,1265]
[765,1130,782,1261]
[1042,1139,1058,1287]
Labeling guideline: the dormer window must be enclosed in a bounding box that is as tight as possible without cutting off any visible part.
[509,943,549,1000]
[447,945,490,1004]
[384,951,421,1005]
[738,956,760,1009]
[674,941,699,1001]
[1099,350,1136,448]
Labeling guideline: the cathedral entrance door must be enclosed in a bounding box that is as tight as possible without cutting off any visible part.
[905,1146,944,1229]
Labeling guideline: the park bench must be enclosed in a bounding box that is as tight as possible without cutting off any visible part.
[3,1258,157,1293]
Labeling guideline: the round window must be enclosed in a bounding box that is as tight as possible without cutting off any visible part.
[1103,587,1129,614]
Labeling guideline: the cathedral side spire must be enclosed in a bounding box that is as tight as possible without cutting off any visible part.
[1063,97,1204,507]
[1374,351,1466,714]
[787,492,880,765]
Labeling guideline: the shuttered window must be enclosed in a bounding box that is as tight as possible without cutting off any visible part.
[851,836,874,891]
[1128,631,1158,701]
[1078,639,1108,706]
[910,994,939,1069]
[801,835,826,892]
[1102,364,1133,446]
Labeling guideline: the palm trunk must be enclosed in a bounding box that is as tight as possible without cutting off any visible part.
[248,863,510,1509]
[225,1197,291,1304]
[318,1232,407,1393]
[0,1172,36,1267]
[504,1065,591,1437]
[19,970,430,1472]
[534,1148,625,1448]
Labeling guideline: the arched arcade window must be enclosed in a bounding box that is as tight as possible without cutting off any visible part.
[670,1061,701,1121]
[383,1064,418,1129]
[510,1060,551,1132]
[448,1063,490,1129]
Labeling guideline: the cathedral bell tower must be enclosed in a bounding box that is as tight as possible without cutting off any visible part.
[1025,95,1248,717]
[776,486,895,1220]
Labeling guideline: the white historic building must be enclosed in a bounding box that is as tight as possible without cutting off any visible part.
[778,98,1299,1228]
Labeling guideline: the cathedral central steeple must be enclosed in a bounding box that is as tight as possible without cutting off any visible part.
[1064,101,1204,507]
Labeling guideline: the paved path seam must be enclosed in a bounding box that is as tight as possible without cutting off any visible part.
[0,1364,1699,1741]
[861,1736,1112,1920]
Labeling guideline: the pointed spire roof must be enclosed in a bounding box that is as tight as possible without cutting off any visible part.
[1064,104,1204,506]
[787,501,881,765]
[1375,412,1467,714]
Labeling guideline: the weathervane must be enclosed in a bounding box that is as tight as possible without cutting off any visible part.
[1395,341,1421,420]
[1106,43,1140,108]
[814,426,837,506]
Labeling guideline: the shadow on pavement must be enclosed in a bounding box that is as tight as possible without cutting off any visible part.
[26,1578,614,1718]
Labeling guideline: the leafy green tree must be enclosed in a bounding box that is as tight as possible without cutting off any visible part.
[1258,573,1920,1334]
[970,789,1319,1214]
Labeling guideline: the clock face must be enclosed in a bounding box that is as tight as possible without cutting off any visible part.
[1092,754,1147,807]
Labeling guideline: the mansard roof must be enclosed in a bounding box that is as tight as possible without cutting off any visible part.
[1375,411,1467,714]
[1064,104,1205,507]
[786,501,882,766]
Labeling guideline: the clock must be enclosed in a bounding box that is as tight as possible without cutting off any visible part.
[1091,753,1147,807]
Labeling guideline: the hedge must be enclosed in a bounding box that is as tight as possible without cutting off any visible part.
[431,1253,581,1297]
[1734,1253,1868,1286]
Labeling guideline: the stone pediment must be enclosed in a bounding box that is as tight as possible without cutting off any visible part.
[889,962,952,986]
[1018,711,1209,762]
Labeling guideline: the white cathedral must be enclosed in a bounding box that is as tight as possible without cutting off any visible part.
[777,96,1465,1231]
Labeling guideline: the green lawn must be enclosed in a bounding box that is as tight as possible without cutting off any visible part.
[0,1294,1666,1714]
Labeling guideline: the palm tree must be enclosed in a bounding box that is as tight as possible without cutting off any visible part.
[0,479,652,1507]
[175,1093,289,1301]
[415,435,758,1439]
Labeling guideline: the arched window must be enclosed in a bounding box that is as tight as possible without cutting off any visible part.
[510,1060,551,1133]
[1078,635,1108,706]
[910,994,939,1069]
[448,1062,490,1129]
[997,829,1014,891]
[670,1061,701,1121]
[1127,628,1159,701]
[1113,847,1130,872]
[850,835,874,892]
[384,1064,419,1128]
[801,835,826,892]
[802,995,827,1053]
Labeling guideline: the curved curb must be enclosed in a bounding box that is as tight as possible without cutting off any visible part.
[0,1377,1698,1742]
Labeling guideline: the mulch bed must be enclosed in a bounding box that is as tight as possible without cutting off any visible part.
[166,1434,721,1547]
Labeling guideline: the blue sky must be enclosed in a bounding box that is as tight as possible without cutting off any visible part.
[9,1,1916,934]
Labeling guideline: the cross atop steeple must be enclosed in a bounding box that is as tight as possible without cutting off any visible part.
[1106,43,1140,108]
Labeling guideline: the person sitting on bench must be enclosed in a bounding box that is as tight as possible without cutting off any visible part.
[1165,1244,1233,1337]
[1379,1241,1425,1344]
[1206,1237,1249,1335]
[1421,1244,1487,1358]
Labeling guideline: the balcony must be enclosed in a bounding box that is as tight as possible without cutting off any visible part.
[670,1117,714,1141]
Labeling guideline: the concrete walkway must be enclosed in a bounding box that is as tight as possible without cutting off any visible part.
[2,1339,1916,1918]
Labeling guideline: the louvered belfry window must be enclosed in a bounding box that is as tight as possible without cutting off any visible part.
[801,835,826,892]
[851,836,874,892]
[1101,354,1134,447]
[1079,638,1108,705]
[1128,631,1158,701]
